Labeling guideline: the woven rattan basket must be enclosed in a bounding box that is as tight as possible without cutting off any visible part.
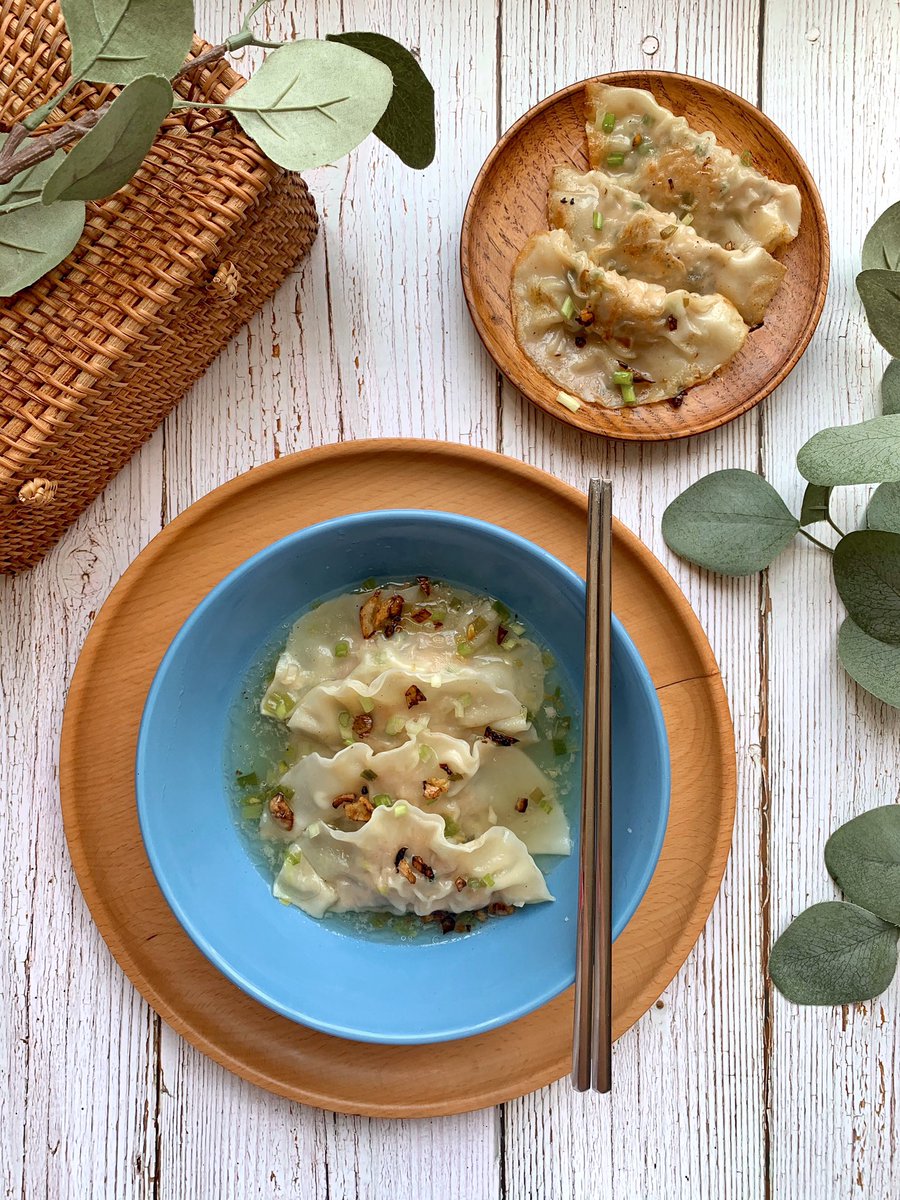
[0,2,318,573]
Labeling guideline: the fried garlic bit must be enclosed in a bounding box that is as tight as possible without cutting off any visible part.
[416,575,433,597]
[331,792,373,822]
[359,590,405,639]
[405,684,427,708]
[352,713,374,738]
[268,792,294,830]
[422,776,449,801]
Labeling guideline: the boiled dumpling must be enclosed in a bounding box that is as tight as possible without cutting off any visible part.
[262,731,570,856]
[585,83,801,252]
[549,166,785,325]
[273,804,554,918]
[512,229,748,407]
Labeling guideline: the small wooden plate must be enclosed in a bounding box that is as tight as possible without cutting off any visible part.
[60,440,736,1116]
[461,71,829,440]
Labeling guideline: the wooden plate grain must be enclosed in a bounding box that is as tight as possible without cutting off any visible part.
[59,440,736,1116]
[461,71,829,440]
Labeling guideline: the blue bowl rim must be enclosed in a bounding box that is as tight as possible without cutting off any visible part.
[136,508,671,1042]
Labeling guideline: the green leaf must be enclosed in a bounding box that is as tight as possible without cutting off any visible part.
[862,201,900,271]
[825,806,900,925]
[0,136,85,297]
[797,415,900,485]
[60,0,195,86]
[857,269,900,357]
[832,529,900,644]
[867,482,900,534]
[226,40,393,172]
[769,901,898,1005]
[883,360,900,416]
[799,483,832,527]
[327,32,435,168]
[838,617,900,708]
[661,469,799,576]
[42,76,173,204]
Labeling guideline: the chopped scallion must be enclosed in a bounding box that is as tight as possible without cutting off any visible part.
[372,793,392,806]
[492,598,512,621]
[660,224,677,239]
[556,390,582,413]
[621,383,637,405]
[334,639,350,658]
[681,213,694,226]
[553,737,568,756]
[393,803,409,817]
[361,768,378,781]
[359,694,375,714]
[385,715,406,735]
[241,802,262,821]
[560,295,576,321]
[338,710,352,731]
[443,817,460,838]
[601,111,616,133]
[482,873,495,888]
[541,650,556,668]
[285,849,302,866]
[458,692,472,708]
[740,149,753,166]
[418,744,433,763]
[361,576,378,590]
[606,152,625,167]
[536,797,554,815]
[592,209,603,231]
[456,640,474,657]
[235,772,258,788]
[529,787,545,803]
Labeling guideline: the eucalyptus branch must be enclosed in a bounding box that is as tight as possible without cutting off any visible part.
[826,515,847,539]
[799,529,834,554]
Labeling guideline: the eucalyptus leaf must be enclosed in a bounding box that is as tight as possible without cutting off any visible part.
[661,469,799,576]
[825,806,900,926]
[838,617,900,708]
[832,529,900,645]
[226,41,393,172]
[769,901,898,1005]
[857,269,900,357]
[799,483,832,527]
[867,482,900,534]
[862,201,900,271]
[883,360,900,416]
[797,415,900,485]
[0,136,85,297]
[60,0,195,86]
[42,76,173,204]
[327,32,435,168]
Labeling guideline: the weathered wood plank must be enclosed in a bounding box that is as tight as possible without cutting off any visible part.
[761,2,900,1197]
[497,2,767,1197]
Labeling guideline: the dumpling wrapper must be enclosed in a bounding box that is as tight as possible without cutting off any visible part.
[273,804,553,917]
[549,166,785,326]
[585,82,801,252]
[512,229,748,407]
[262,586,544,745]
[263,731,570,856]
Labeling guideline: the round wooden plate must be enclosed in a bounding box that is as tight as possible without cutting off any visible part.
[461,71,829,441]
[60,440,736,1116]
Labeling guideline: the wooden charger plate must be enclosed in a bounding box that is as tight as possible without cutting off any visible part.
[461,71,829,440]
[60,440,736,1116]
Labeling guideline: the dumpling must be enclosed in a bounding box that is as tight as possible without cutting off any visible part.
[287,665,533,749]
[584,83,801,252]
[549,166,785,325]
[512,229,748,407]
[264,731,570,855]
[273,804,554,917]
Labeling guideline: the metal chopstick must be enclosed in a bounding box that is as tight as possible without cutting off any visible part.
[572,479,613,1094]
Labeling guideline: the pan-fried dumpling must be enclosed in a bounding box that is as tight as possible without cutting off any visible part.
[549,166,785,325]
[584,83,802,252]
[262,732,570,856]
[512,229,747,407]
[273,804,554,918]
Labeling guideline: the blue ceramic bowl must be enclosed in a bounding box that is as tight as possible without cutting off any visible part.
[137,510,669,1044]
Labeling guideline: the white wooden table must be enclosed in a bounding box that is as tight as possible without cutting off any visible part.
[3,1,899,1195]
